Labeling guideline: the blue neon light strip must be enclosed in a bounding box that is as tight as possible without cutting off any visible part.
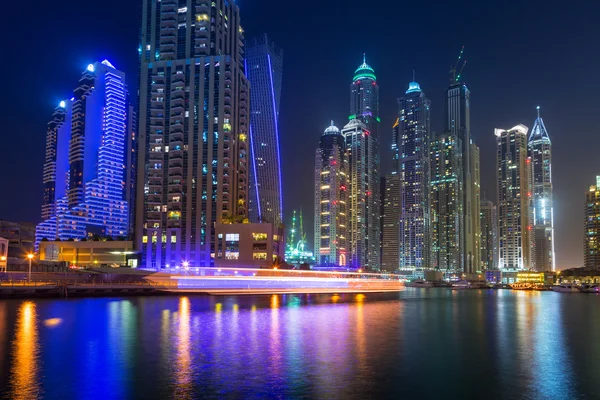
[245,58,262,223]
[267,54,283,222]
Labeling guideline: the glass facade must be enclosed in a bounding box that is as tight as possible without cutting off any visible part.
[528,109,555,271]
[246,34,283,225]
[349,56,380,270]
[584,177,600,269]
[396,82,430,270]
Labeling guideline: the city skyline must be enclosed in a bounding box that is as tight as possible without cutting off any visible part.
[2,0,600,269]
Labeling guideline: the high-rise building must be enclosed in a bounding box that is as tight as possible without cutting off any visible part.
[496,124,531,271]
[381,174,400,272]
[430,133,463,272]
[136,0,249,269]
[584,176,600,269]
[480,199,498,270]
[246,34,283,225]
[445,56,480,273]
[470,142,481,273]
[343,119,378,270]
[36,61,132,244]
[314,122,347,266]
[396,81,431,270]
[349,56,380,270]
[528,107,555,271]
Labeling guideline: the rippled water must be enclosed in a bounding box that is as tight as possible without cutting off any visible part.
[0,289,599,399]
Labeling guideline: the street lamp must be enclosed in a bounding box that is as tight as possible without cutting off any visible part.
[182,261,189,275]
[27,254,34,282]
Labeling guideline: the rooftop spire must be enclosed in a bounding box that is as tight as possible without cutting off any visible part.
[363,53,366,65]
[537,105,541,119]
[528,105,551,144]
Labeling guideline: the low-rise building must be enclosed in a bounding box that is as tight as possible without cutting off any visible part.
[559,267,600,284]
[0,220,35,258]
[39,240,137,268]
[215,223,284,269]
[516,271,556,285]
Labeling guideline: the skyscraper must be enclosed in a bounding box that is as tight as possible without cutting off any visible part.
[584,176,600,269]
[470,142,481,273]
[246,34,283,225]
[381,173,400,272]
[396,81,431,270]
[496,125,531,271]
[343,119,378,270]
[349,56,380,270]
[528,107,555,271]
[136,0,249,269]
[36,61,131,243]
[314,122,347,266]
[480,199,498,270]
[430,133,463,272]
[445,52,480,273]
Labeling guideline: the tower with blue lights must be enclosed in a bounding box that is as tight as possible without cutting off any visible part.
[36,61,132,244]
[246,34,283,225]
[136,0,249,269]
[349,55,380,270]
[528,107,555,271]
[396,81,431,271]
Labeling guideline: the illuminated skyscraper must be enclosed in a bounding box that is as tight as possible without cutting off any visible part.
[246,34,283,225]
[528,107,555,271]
[396,81,431,270]
[136,0,249,269]
[381,173,400,272]
[343,119,378,270]
[584,176,600,269]
[349,56,380,270]
[496,124,531,271]
[430,133,462,272]
[480,199,498,270]
[314,122,347,266]
[445,50,479,273]
[36,61,132,243]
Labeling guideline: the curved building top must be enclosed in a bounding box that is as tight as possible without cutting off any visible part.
[353,54,376,81]
[324,121,341,136]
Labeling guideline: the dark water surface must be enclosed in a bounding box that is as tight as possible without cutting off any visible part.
[0,289,599,399]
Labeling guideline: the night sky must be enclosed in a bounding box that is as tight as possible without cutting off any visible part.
[2,0,599,269]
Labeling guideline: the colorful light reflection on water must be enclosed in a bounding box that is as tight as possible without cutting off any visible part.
[0,290,599,399]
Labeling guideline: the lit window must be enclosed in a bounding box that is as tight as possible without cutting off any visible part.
[252,233,268,241]
[253,252,268,260]
[225,233,239,241]
[171,236,177,243]
[142,236,148,243]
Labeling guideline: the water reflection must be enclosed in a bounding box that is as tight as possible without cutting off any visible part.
[9,301,40,400]
[0,292,599,399]
[174,297,193,399]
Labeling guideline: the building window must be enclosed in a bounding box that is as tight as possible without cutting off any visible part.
[252,233,268,241]
[253,252,267,260]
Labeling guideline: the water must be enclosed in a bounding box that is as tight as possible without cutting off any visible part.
[0,289,599,399]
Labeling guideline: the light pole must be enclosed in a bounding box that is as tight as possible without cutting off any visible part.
[27,254,34,282]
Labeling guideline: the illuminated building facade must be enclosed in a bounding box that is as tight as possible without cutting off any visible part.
[430,133,462,272]
[496,124,531,271]
[136,0,249,269]
[314,122,347,267]
[584,176,600,269]
[396,81,431,270]
[445,76,480,273]
[480,199,498,270]
[246,34,283,225]
[470,142,481,272]
[343,119,378,270]
[36,61,131,244]
[381,174,400,272]
[528,107,555,271]
[349,56,380,270]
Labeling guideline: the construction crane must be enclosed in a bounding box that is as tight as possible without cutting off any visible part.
[449,46,467,83]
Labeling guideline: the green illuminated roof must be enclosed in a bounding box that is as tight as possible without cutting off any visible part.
[353,54,376,81]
